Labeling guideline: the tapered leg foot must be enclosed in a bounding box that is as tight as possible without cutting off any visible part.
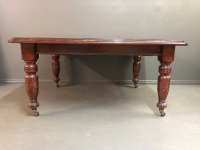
[132,56,141,88]
[52,55,60,87]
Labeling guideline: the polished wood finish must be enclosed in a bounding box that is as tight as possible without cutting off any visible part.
[157,46,175,117]
[9,37,187,117]
[52,55,60,87]
[9,37,187,45]
[132,56,141,88]
[21,43,40,116]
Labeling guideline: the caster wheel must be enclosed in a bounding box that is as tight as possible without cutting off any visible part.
[134,83,138,88]
[159,110,166,117]
[33,110,39,116]
[56,83,60,87]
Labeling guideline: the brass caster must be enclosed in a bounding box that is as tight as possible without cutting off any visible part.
[134,83,138,88]
[159,109,166,117]
[33,110,39,116]
[56,83,60,87]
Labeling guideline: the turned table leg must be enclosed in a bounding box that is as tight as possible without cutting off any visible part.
[156,46,175,117]
[157,61,171,117]
[24,60,39,116]
[132,56,141,88]
[52,55,60,87]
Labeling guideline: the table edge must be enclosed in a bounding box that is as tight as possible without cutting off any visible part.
[8,37,188,46]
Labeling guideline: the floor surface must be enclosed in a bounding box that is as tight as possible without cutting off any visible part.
[0,83,200,150]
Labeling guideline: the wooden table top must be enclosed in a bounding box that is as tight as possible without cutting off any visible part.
[9,37,187,46]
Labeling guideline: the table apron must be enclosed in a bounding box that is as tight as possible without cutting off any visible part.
[36,44,162,56]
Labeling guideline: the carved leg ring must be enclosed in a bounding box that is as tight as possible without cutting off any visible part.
[132,56,141,88]
[157,62,171,117]
[52,55,60,87]
[24,61,39,116]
